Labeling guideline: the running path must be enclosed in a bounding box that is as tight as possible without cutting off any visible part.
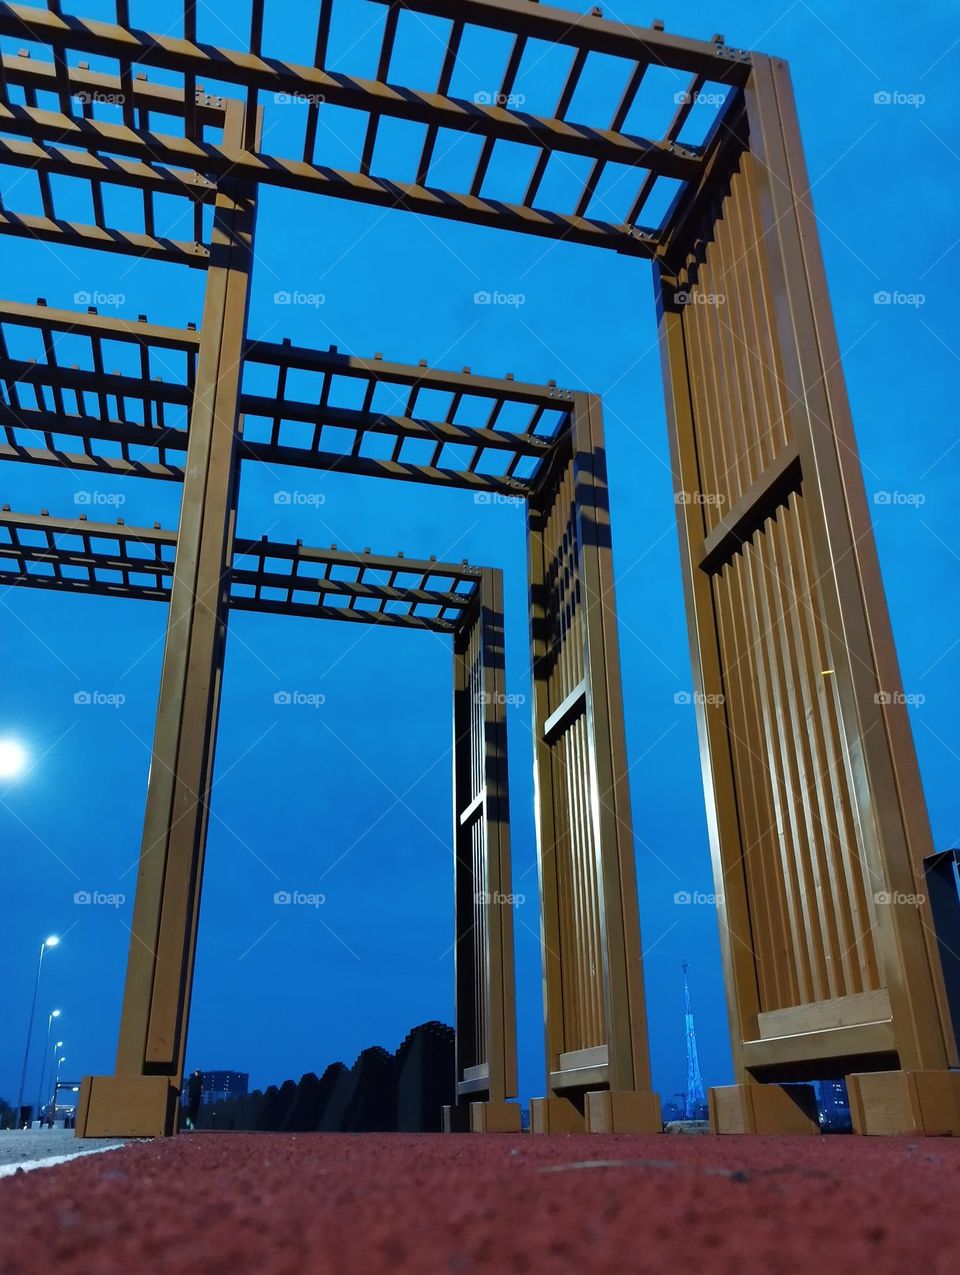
[0,1132,957,1273]
[0,1129,124,1177]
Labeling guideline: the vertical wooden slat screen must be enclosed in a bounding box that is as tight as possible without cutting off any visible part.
[656,53,956,1107]
[452,569,518,1115]
[528,396,657,1128]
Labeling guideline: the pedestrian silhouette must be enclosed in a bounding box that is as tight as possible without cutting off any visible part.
[185,1070,203,1130]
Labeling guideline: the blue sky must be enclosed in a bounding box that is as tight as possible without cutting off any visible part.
[1,0,958,1113]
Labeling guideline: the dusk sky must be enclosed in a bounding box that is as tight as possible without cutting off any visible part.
[1,0,958,1114]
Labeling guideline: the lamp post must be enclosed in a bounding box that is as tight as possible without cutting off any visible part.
[51,1057,67,1118]
[15,935,60,1128]
[47,1040,64,1112]
[35,1009,61,1127]
[0,738,28,779]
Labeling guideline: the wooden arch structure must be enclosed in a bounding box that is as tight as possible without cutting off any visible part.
[0,0,957,1137]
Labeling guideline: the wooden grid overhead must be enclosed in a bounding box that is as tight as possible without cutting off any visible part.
[0,506,176,600]
[0,298,574,493]
[241,337,572,494]
[0,507,483,631]
[0,299,197,479]
[0,0,746,260]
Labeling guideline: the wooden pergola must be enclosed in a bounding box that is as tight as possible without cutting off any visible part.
[1,0,956,1138]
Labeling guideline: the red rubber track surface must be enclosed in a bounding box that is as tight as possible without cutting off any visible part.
[0,1132,957,1274]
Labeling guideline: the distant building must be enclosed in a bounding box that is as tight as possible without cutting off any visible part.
[817,1079,851,1131]
[199,1070,249,1106]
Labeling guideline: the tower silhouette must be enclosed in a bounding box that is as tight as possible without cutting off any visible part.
[682,961,707,1119]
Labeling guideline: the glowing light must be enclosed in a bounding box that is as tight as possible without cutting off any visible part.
[0,738,28,778]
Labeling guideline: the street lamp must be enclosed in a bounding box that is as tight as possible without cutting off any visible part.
[50,1056,67,1118]
[48,1042,64,1110]
[15,935,60,1128]
[0,738,28,779]
[36,1009,62,1127]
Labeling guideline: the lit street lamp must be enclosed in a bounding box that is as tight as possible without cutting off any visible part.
[46,1040,64,1115]
[51,1057,67,1117]
[36,1009,62,1127]
[0,738,28,779]
[15,935,60,1128]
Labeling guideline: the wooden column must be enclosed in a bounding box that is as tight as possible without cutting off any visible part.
[655,55,958,1135]
[77,103,257,1138]
[528,395,660,1133]
[446,569,520,1132]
